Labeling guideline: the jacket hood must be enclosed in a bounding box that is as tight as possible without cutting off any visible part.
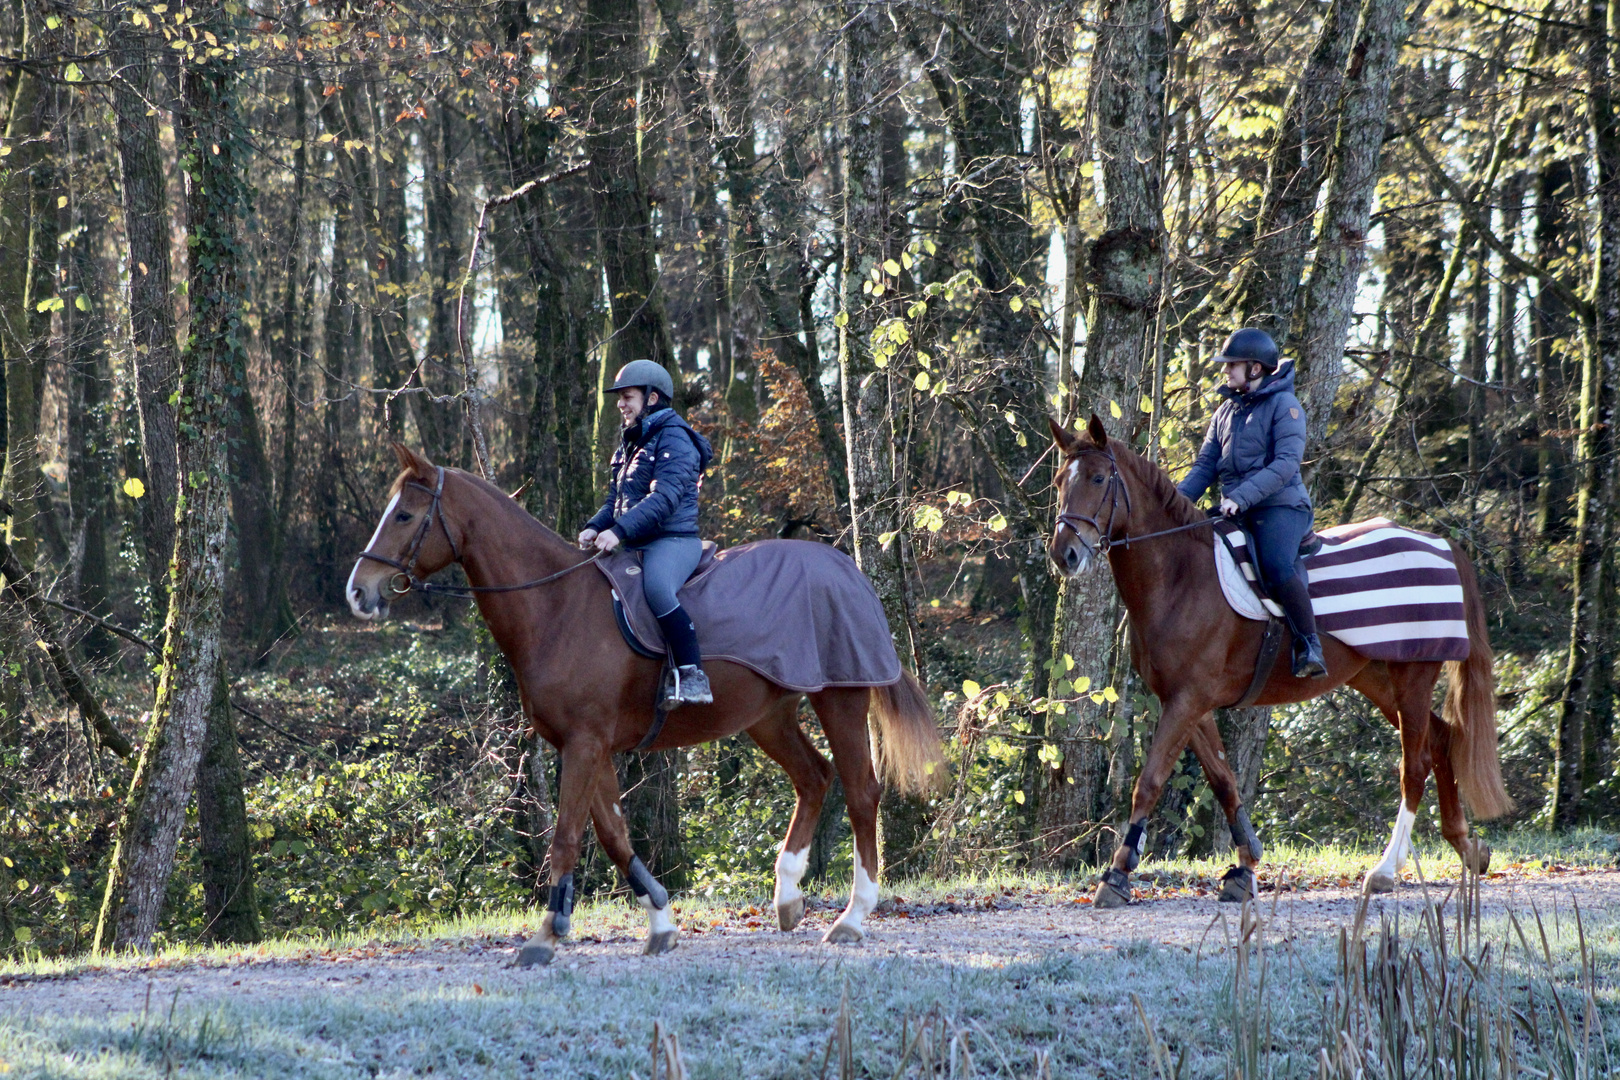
[1218,357,1297,404]
[626,407,713,472]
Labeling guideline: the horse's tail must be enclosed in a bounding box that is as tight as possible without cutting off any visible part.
[1443,543,1513,820]
[869,671,949,796]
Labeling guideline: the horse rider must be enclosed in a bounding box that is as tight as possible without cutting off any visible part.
[579,359,716,706]
[1177,328,1328,680]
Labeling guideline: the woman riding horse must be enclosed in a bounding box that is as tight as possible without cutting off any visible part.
[578,359,715,706]
[1177,328,1327,680]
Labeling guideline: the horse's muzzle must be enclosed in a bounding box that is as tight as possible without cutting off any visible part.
[348,582,390,621]
[1048,532,1096,578]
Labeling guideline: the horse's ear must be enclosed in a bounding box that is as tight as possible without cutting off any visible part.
[1087,413,1109,448]
[391,442,435,478]
[1048,416,1079,454]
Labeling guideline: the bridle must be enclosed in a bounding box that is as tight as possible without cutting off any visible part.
[355,466,601,599]
[1055,447,1217,555]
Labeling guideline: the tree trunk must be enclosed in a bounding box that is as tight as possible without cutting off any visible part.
[0,4,48,572]
[1294,0,1414,453]
[96,24,247,952]
[1551,0,1619,826]
[1040,0,1169,868]
[582,0,673,373]
[64,176,113,659]
[108,9,182,607]
[1222,0,1357,345]
[197,655,260,942]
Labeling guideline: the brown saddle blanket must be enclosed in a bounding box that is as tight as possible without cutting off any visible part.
[596,539,902,693]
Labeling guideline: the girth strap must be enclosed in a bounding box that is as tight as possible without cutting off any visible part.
[1231,617,1284,709]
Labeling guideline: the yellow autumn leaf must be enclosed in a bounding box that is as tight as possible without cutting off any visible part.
[1103,686,1119,703]
[962,679,982,699]
[122,477,146,499]
[1013,790,1026,805]
[1073,675,1091,693]
[882,259,901,276]
[1139,396,1154,413]
[1109,400,1123,419]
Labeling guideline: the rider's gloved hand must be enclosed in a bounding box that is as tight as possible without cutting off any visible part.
[1220,497,1241,518]
[593,530,622,553]
[577,528,599,549]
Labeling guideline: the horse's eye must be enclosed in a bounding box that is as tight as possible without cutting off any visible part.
[395,512,413,523]
[1091,474,1105,485]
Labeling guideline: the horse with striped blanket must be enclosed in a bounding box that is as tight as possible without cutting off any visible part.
[1047,416,1512,907]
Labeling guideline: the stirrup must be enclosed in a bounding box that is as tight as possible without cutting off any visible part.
[659,664,713,708]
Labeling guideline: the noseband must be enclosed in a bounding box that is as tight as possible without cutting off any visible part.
[355,466,600,598]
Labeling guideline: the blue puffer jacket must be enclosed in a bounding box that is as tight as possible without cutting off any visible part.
[586,406,714,546]
[1177,359,1311,512]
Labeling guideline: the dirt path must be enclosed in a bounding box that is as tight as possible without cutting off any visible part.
[7,868,1618,1020]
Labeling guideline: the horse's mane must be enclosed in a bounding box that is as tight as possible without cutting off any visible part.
[1081,436,1207,528]
[392,465,574,548]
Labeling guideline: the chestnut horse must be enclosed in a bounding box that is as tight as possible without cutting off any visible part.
[1046,416,1511,907]
[347,445,944,964]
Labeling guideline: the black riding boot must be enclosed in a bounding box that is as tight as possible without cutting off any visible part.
[655,606,713,706]
[1270,573,1327,679]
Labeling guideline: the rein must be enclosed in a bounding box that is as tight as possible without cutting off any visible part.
[1056,448,1219,552]
[356,466,603,598]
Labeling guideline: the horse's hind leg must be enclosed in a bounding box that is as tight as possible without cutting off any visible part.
[809,687,883,944]
[745,696,834,931]
[1428,710,1491,876]
[1187,718,1262,903]
[515,738,607,968]
[1353,662,1444,893]
[585,761,678,956]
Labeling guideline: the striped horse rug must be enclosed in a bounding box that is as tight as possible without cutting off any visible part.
[1212,517,1470,662]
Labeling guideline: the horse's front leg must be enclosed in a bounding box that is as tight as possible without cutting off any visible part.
[586,760,679,956]
[1094,699,1209,909]
[515,737,607,968]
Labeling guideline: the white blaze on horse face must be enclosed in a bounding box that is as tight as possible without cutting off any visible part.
[640,893,676,936]
[830,847,879,939]
[347,491,401,619]
[1370,804,1417,883]
[774,846,810,910]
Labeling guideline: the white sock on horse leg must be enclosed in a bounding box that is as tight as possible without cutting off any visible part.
[1371,804,1417,881]
[640,893,675,937]
[774,846,809,909]
[832,848,879,937]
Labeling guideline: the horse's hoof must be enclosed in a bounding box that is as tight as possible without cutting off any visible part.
[823,921,865,944]
[777,897,805,932]
[513,943,554,968]
[643,930,678,957]
[1218,867,1255,903]
[1364,872,1396,895]
[1092,879,1131,909]
[1467,843,1492,876]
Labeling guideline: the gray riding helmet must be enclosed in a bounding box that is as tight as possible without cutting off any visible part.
[607,359,675,403]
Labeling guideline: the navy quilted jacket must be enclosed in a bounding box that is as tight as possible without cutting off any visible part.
[586,407,713,546]
[1177,359,1311,512]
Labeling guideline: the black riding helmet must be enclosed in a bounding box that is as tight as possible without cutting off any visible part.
[607,359,675,412]
[1212,328,1280,373]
